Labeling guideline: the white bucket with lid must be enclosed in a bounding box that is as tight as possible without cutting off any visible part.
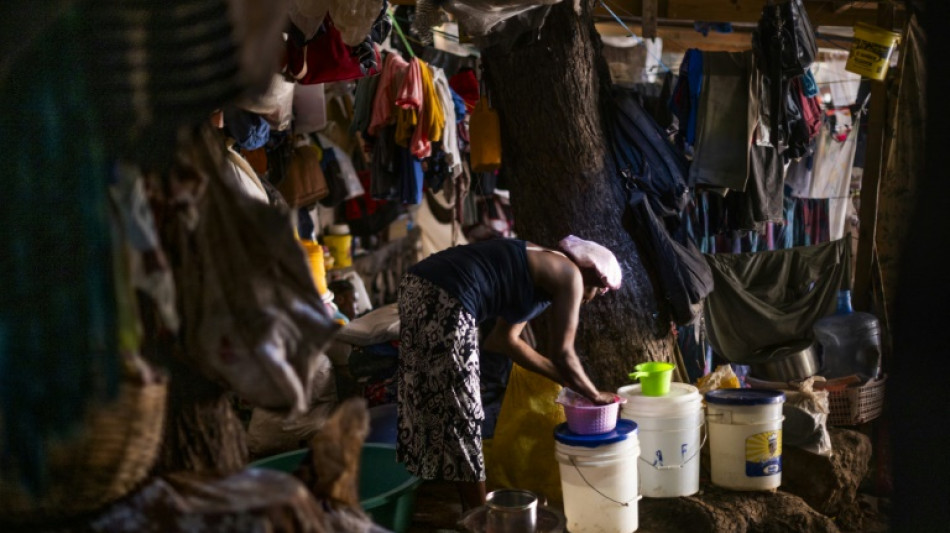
[617,383,704,498]
[554,419,640,533]
[705,389,786,491]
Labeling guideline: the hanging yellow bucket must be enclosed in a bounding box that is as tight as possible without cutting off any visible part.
[845,22,901,81]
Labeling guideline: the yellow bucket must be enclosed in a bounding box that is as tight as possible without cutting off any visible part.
[324,233,353,269]
[298,238,329,295]
[845,22,900,81]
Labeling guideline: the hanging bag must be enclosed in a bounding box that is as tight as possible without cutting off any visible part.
[469,96,502,172]
[606,90,713,326]
[277,136,330,207]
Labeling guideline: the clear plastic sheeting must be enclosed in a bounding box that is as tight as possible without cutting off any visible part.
[331,0,386,46]
[441,0,564,38]
[290,0,384,46]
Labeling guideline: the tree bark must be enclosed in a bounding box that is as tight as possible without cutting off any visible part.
[482,0,674,390]
[153,353,249,475]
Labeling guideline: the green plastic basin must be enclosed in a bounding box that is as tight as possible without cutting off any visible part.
[250,443,422,533]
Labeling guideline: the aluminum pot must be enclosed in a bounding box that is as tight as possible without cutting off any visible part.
[749,339,820,382]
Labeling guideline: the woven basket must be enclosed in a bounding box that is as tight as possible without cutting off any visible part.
[827,374,886,426]
[0,377,167,525]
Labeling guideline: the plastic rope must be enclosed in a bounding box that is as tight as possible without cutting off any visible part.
[387,9,416,58]
[599,0,672,74]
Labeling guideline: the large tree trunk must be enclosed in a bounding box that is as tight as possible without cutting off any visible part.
[482,0,675,390]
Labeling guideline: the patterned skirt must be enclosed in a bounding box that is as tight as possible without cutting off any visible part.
[396,273,485,482]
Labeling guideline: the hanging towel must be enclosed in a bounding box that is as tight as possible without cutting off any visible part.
[409,62,446,159]
[703,237,851,363]
[689,50,754,191]
[368,52,411,136]
[788,115,861,240]
[395,57,424,109]
[431,66,462,178]
[350,74,380,136]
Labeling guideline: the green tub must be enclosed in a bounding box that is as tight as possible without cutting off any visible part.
[250,443,422,533]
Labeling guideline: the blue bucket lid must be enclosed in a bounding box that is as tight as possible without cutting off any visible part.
[705,389,785,406]
[553,419,638,448]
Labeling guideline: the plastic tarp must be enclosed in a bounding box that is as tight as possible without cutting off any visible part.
[703,237,851,363]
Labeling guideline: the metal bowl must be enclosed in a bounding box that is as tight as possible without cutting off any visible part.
[749,339,820,382]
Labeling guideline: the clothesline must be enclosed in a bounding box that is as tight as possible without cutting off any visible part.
[601,0,674,73]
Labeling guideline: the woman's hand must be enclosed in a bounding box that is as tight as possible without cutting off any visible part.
[591,391,618,405]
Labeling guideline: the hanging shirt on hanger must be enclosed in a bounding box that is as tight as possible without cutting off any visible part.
[431,65,462,178]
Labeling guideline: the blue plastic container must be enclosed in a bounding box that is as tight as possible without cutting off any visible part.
[813,290,882,379]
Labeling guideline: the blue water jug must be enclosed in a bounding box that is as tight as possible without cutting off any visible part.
[812,290,882,380]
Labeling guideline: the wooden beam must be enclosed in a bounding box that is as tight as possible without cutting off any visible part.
[595,0,901,27]
[852,3,896,311]
[596,21,754,51]
[833,1,880,14]
[643,0,659,39]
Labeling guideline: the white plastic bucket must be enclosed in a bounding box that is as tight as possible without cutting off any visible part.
[618,383,703,498]
[554,420,640,533]
[705,389,786,491]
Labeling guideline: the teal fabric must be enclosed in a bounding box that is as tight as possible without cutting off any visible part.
[0,9,119,494]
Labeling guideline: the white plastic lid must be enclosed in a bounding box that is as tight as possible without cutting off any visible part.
[328,224,350,235]
[617,383,702,417]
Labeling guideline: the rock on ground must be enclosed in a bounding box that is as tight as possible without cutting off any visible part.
[638,485,839,533]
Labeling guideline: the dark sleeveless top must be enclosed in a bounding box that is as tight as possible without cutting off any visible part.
[408,239,552,324]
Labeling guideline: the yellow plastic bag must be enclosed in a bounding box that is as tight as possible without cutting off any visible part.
[696,364,741,394]
[484,363,566,507]
[469,98,502,172]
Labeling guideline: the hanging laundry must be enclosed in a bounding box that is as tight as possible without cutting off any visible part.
[368,52,411,137]
[397,146,424,204]
[350,75,381,136]
[223,145,270,203]
[431,66,463,178]
[285,15,381,85]
[321,87,358,155]
[234,73,296,132]
[793,115,861,240]
[224,107,271,151]
[689,51,754,192]
[371,125,400,200]
[722,143,785,232]
[317,133,366,203]
[449,67,480,113]
[750,53,774,148]
[409,61,446,159]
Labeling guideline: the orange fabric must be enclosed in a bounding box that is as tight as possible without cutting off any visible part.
[241,147,269,175]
